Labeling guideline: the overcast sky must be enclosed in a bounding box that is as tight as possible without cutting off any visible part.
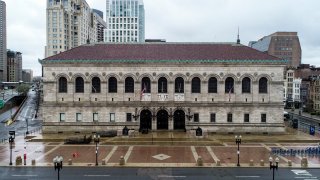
[3,0,320,76]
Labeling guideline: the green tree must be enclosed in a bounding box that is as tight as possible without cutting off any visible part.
[16,84,30,95]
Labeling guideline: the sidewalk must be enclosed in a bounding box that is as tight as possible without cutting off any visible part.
[1,128,320,168]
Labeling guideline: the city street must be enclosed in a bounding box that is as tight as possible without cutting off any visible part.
[0,89,42,138]
[0,167,318,180]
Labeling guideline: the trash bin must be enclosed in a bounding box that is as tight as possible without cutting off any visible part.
[122,126,129,136]
[196,127,202,136]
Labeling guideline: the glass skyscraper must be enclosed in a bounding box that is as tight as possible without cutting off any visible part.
[105,0,145,43]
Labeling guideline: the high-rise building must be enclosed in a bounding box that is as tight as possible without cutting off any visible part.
[7,50,22,82]
[45,0,106,57]
[0,0,7,82]
[249,32,301,68]
[92,9,107,42]
[104,0,145,43]
[22,69,33,83]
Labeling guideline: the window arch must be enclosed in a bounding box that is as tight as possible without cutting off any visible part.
[191,77,201,93]
[58,77,67,93]
[75,77,84,93]
[125,77,134,93]
[225,77,234,93]
[259,77,268,93]
[175,77,184,93]
[242,77,251,93]
[108,77,117,93]
[158,77,167,93]
[208,77,217,93]
[92,77,101,93]
[141,77,151,93]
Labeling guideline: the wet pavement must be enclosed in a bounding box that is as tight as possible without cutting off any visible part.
[1,129,320,168]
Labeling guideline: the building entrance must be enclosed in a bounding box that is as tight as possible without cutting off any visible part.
[157,110,168,130]
[174,110,185,130]
[140,109,152,130]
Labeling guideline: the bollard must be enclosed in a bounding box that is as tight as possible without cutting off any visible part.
[68,159,72,165]
[216,160,221,166]
[288,160,292,167]
[197,156,203,166]
[102,159,106,165]
[15,156,22,166]
[119,156,125,165]
[249,159,254,166]
[301,157,308,168]
[32,159,36,166]
[260,159,264,166]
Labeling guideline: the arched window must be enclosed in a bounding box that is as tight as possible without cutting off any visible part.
[141,77,151,93]
[92,77,101,93]
[108,77,117,93]
[259,77,268,93]
[158,77,167,93]
[75,77,84,93]
[191,77,201,93]
[58,77,67,93]
[208,77,217,93]
[175,77,184,93]
[125,77,134,93]
[242,77,251,93]
[225,77,234,93]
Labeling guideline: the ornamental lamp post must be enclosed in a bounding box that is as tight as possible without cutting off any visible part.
[235,135,242,167]
[93,134,100,166]
[53,156,63,180]
[269,156,279,180]
[186,108,193,121]
[26,118,29,135]
[8,131,15,166]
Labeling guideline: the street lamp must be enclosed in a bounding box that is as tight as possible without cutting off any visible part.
[235,135,242,167]
[93,133,100,166]
[53,156,63,180]
[26,118,29,135]
[186,108,193,121]
[8,131,15,166]
[269,156,279,180]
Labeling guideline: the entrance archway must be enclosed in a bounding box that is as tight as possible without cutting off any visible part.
[157,110,168,130]
[140,109,152,130]
[174,110,185,130]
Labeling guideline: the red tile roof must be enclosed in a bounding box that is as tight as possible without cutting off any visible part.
[44,43,281,61]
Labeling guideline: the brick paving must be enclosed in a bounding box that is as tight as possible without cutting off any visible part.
[1,131,320,168]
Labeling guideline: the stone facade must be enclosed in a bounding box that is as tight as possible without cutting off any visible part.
[40,43,286,134]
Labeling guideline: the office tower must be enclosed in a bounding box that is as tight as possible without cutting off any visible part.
[45,0,106,57]
[105,0,145,42]
[0,0,7,81]
[249,32,301,68]
[7,50,22,82]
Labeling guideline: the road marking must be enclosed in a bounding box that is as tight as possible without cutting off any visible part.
[124,146,133,161]
[206,146,219,162]
[158,175,186,178]
[12,175,38,177]
[191,146,198,161]
[36,142,64,161]
[104,146,118,163]
[294,177,318,179]
[84,175,110,177]
[235,176,260,178]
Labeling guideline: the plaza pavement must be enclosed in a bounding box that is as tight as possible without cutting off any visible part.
[1,128,320,168]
